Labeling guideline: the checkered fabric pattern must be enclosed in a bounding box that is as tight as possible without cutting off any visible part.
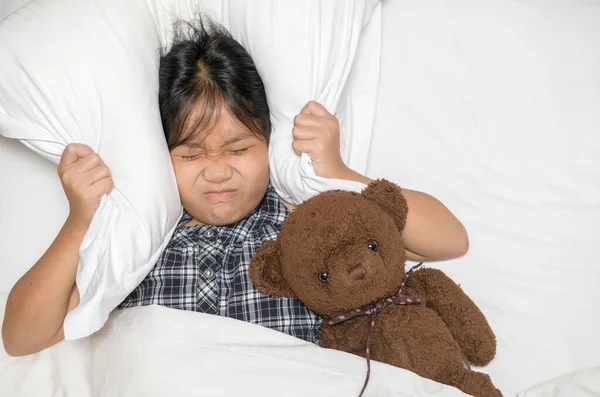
[118,185,322,344]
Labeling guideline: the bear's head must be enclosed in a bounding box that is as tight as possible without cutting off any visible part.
[249,179,409,318]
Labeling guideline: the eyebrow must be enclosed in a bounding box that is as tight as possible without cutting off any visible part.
[183,133,252,149]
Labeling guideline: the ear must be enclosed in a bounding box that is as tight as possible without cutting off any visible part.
[361,179,408,232]
[248,239,296,298]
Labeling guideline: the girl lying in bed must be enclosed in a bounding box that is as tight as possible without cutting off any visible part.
[2,19,468,356]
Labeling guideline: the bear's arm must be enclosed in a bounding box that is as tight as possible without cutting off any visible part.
[406,268,497,366]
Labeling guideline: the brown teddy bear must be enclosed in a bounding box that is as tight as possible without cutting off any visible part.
[249,179,502,397]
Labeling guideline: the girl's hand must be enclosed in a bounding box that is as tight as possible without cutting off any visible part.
[57,143,113,229]
[292,100,349,179]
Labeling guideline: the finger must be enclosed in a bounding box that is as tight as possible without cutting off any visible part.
[74,152,104,174]
[90,176,114,196]
[305,100,331,117]
[60,144,94,167]
[292,126,319,140]
[291,139,316,156]
[293,114,322,128]
[84,165,111,186]
[300,101,313,115]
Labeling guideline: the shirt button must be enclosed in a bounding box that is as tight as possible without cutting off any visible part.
[203,268,215,280]
[204,230,215,239]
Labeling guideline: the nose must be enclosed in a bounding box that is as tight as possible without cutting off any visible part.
[202,157,233,184]
[347,263,366,280]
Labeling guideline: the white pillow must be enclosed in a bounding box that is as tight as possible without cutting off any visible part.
[0,0,182,339]
[0,0,380,339]
[148,0,381,205]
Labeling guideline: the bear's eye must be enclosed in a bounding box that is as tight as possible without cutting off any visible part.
[318,272,329,283]
[367,240,378,251]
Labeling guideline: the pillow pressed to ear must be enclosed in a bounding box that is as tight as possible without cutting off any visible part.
[0,0,379,340]
[0,0,182,339]
[149,0,381,205]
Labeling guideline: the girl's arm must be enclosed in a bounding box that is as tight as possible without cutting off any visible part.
[333,168,468,261]
[2,144,113,356]
[2,219,83,356]
[290,101,468,262]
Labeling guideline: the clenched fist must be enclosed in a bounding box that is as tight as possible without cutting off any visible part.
[57,143,113,229]
[292,100,349,179]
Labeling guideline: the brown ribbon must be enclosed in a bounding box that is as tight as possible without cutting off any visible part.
[328,262,424,397]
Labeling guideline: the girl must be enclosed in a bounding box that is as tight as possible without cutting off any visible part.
[2,20,468,356]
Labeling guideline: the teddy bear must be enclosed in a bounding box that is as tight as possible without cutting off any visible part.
[249,179,502,397]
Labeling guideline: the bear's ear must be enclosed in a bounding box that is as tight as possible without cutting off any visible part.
[248,239,296,298]
[361,179,408,232]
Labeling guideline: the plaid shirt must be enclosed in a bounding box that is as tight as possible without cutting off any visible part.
[118,185,321,344]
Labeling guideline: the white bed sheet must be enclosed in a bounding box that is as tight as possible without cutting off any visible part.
[0,0,29,19]
[0,293,469,397]
[367,0,600,396]
[518,367,600,397]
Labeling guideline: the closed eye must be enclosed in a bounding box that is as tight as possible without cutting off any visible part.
[181,154,202,161]
[231,148,249,155]
[180,146,250,160]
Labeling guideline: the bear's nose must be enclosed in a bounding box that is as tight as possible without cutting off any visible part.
[347,264,366,280]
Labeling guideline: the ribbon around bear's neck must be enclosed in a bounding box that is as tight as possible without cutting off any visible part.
[328,262,424,397]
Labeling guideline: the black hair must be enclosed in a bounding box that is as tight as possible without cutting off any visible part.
[158,17,271,150]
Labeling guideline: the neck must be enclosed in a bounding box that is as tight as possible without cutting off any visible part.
[185,218,204,226]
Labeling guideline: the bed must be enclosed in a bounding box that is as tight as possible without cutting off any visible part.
[1,0,599,396]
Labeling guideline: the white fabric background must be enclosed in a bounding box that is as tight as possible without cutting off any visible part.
[0,139,69,293]
[1,0,600,396]
[367,0,600,395]
[518,367,600,397]
[0,0,29,19]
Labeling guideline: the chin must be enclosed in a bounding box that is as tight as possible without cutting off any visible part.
[207,208,248,226]
[185,191,264,226]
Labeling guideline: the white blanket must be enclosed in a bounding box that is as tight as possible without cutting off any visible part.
[0,293,469,397]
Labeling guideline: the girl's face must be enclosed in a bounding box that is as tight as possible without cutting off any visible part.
[170,106,269,226]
